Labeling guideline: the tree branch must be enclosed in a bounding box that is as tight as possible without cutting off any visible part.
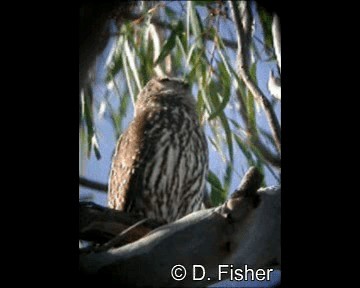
[250,136,281,168]
[125,11,239,50]
[79,202,163,246]
[79,186,280,286]
[239,1,253,70]
[79,167,281,287]
[79,177,108,192]
[230,1,281,154]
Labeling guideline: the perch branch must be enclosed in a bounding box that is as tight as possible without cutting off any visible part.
[230,1,281,154]
[79,168,280,287]
[79,202,163,245]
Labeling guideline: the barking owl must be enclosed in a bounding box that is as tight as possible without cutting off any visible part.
[108,77,208,223]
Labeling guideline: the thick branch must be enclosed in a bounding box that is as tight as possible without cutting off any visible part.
[79,169,280,287]
[80,187,280,286]
[79,202,162,245]
[231,166,263,199]
[230,1,281,154]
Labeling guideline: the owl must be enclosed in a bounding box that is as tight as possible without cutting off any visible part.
[108,77,208,223]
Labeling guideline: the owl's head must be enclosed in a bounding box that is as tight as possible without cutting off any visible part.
[142,76,189,95]
[135,76,194,111]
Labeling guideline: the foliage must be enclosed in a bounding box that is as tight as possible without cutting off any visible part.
[79,1,281,205]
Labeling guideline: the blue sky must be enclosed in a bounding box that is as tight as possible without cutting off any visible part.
[79,1,280,203]
[79,2,280,287]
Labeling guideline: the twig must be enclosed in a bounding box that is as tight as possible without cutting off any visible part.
[249,136,281,168]
[126,11,239,50]
[230,1,281,154]
[79,177,108,192]
[239,1,253,70]
[91,218,150,253]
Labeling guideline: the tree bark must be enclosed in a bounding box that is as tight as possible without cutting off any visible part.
[79,185,280,287]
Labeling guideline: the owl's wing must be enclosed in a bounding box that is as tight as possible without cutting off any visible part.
[122,111,163,214]
[108,111,157,214]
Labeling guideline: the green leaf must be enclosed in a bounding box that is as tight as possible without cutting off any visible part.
[83,85,101,160]
[164,6,176,18]
[79,125,88,173]
[255,158,266,186]
[105,35,124,83]
[206,79,233,162]
[187,47,205,85]
[223,164,233,195]
[189,2,204,49]
[246,90,258,135]
[122,50,136,107]
[199,84,212,116]
[196,87,204,118]
[124,39,142,92]
[258,6,274,54]
[234,134,255,167]
[154,30,177,65]
[139,18,153,85]
[208,92,229,121]
[220,114,234,162]
[207,170,227,206]
[216,44,243,89]
[249,61,257,83]
[186,44,197,67]
[192,1,212,6]
[208,63,231,120]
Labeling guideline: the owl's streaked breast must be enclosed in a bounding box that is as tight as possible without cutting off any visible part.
[108,78,208,223]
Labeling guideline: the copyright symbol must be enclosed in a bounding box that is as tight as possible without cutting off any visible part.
[171,265,186,281]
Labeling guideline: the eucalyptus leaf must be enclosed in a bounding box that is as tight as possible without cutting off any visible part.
[154,30,177,65]
[207,170,227,206]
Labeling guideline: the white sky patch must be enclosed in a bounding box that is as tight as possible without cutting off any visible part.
[98,101,107,120]
[107,80,114,91]
[268,71,281,100]
[105,40,117,67]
